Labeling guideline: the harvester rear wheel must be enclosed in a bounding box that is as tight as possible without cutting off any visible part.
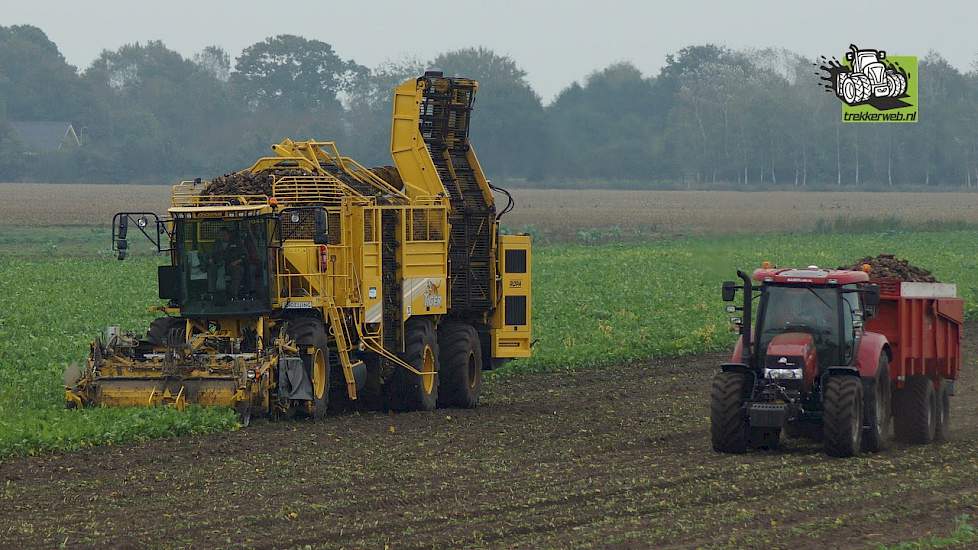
[861,357,892,452]
[823,375,863,458]
[386,318,439,412]
[286,317,330,420]
[437,322,482,408]
[894,375,937,444]
[936,378,951,442]
[710,371,749,454]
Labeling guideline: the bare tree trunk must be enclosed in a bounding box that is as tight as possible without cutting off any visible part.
[836,124,841,186]
[887,132,893,186]
[855,131,860,186]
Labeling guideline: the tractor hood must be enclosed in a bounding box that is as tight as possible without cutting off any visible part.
[765,332,818,389]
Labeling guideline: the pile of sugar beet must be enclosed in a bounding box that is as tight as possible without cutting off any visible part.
[840,254,938,282]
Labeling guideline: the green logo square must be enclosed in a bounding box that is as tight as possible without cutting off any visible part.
[837,51,917,123]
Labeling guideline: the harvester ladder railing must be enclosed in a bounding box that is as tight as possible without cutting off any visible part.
[324,297,361,400]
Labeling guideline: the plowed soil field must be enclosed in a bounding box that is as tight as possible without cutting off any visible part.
[3,336,977,549]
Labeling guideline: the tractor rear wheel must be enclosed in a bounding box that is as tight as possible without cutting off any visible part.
[861,356,892,452]
[286,317,330,420]
[710,371,749,454]
[936,378,951,442]
[894,375,937,444]
[437,322,482,408]
[823,375,863,458]
[386,318,439,411]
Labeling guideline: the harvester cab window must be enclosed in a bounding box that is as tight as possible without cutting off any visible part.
[757,285,841,371]
[175,217,271,315]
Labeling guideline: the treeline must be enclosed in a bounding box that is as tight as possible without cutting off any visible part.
[1,24,977,187]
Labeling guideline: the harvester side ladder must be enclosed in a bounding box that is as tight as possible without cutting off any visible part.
[324,298,362,400]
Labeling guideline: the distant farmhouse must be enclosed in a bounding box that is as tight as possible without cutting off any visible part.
[8,121,82,154]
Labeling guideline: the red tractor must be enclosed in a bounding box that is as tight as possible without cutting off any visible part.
[711,265,962,457]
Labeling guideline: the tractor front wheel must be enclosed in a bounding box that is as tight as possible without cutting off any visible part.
[823,375,863,458]
[710,371,749,454]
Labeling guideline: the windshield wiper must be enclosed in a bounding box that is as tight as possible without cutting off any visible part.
[806,287,832,310]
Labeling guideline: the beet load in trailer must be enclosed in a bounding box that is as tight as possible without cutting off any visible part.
[711,262,963,457]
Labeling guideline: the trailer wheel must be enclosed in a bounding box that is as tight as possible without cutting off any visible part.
[437,322,482,408]
[710,372,749,454]
[861,356,892,452]
[894,375,937,444]
[386,318,439,411]
[936,379,951,442]
[823,376,863,458]
[286,317,330,420]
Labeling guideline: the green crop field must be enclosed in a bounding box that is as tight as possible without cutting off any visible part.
[1,228,976,459]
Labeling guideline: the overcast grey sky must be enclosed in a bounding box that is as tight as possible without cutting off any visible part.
[6,0,976,102]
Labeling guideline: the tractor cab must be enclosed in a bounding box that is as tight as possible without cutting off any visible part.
[725,266,880,389]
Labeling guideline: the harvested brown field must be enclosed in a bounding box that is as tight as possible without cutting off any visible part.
[4,184,978,239]
[3,330,978,548]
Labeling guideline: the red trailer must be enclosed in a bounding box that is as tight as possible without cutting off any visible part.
[866,279,963,442]
[712,265,964,457]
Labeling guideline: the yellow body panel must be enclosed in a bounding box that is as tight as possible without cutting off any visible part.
[491,235,533,358]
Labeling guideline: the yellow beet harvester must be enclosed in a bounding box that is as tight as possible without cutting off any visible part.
[64,72,532,421]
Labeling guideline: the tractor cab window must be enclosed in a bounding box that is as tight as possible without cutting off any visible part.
[757,285,841,371]
[175,217,271,315]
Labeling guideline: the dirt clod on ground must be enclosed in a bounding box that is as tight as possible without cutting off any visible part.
[841,253,938,282]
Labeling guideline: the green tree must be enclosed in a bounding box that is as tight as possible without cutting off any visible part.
[232,35,365,112]
[432,47,545,178]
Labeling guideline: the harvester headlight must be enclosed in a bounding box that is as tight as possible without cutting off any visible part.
[291,213,301,223]
[725,305,737,313]
[136,216,149,228]
[764,367,803,380]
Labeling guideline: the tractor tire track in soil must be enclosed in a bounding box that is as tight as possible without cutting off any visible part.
[3,327,978,549]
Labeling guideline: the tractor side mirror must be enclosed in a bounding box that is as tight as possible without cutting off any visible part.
[878,51,886,60]
[116,216,129,260]
[313,209,329,245]
[845,52,854,61]
[722,281,737,302]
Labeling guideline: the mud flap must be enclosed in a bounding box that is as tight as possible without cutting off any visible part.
[278,356,313,400]
[749,403,787,429]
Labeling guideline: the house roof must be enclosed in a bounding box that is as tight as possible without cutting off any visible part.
[8,121,80,152]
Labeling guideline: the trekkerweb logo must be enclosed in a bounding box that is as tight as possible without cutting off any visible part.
[817,44,918,123]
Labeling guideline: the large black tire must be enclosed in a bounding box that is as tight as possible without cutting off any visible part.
[386,318,439,412]
[437,322,483,408]
[286,317,330,420]
[893,375,937,444]
[862,356,892,453]
[823,376,863,458]
[146,317,186,346]
[936,378,951,442]
[710,371,749,454]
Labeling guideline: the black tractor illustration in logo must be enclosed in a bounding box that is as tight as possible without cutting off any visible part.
[835,45,908,105]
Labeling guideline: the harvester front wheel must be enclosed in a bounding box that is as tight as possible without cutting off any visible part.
[861,356,892,452]
[710,371,749,454]
[146,317,186,347]
[823,375,863,458]
[894,375,937,444]
[287,317,330,420]
[387,318,439,412]
[437,322,482,408]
